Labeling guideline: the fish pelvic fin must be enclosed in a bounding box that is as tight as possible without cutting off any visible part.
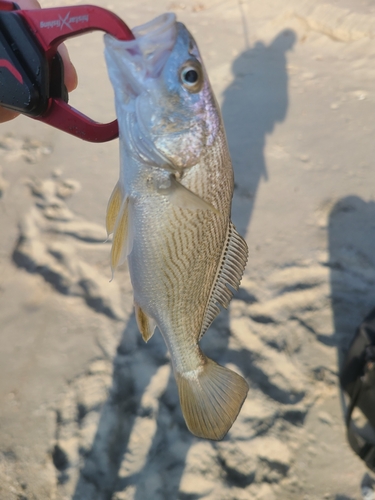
[200,222,248,339]
[176,357,249,440]
[106,181,123,236]
[111,197,134,273]
[134,302,157,342]
[167,175,220,215]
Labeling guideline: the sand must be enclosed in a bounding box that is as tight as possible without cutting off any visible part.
[1,0,375,498]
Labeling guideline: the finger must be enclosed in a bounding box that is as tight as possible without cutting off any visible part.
[0,108,19,124]
[58,43,78,92]
[16,0,41,9]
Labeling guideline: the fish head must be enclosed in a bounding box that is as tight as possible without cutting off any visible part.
[104,14,221,171]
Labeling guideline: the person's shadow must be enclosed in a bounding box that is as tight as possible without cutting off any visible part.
[224,30,296,236]
[71,29,295,499]
[328,196,375,498]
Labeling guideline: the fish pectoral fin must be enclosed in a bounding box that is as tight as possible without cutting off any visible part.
[134,302,157,343]
[199,222,248,339]
[167,176,220,215]
[176,356,249,440]
[106,181,123,236]
[111,197,134,273]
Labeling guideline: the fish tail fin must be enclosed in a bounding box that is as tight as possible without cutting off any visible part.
[175,357,249,440]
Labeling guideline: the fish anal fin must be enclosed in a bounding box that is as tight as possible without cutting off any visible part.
[176,357,249,440]
[135,302,157,343]
[167,176,220,215]
[111,197,133,273]
[200,222,248,339]
[106,182,123,235]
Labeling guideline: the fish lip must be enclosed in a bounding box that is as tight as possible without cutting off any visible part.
[132,13,176,41]
[104,12,177,83]
[105,12,176,48]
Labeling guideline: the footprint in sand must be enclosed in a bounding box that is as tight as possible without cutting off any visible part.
[12,172,370,499]
[0,133,52,163]
[50,261,336,500]
[13,172,125,320]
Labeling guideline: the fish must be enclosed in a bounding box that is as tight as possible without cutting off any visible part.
[104,12,249,440]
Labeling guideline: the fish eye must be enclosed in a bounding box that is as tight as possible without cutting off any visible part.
[179,60,203,93]
[183,69,198,83]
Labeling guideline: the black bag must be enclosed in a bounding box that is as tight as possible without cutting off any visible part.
[340,307,375,472]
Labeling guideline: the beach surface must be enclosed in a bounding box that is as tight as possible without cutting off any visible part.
[1,0,375,498]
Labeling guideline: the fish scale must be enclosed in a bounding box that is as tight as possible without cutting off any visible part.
[104,13,249,440]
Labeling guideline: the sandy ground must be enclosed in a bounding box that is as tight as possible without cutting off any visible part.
[1,0,375,498]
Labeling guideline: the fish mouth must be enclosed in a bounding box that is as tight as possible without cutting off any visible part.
[104,14,179,171]
[130,12,177,79]
[132,13,176,47]
[104,13,177,88]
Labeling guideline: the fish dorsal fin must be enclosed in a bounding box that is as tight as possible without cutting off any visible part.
[134,302,157,343]
[199,222,248,339]
[106,182,123,236]
[111,197,134,273]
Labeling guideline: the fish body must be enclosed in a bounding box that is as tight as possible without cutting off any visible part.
[104,13,249,440]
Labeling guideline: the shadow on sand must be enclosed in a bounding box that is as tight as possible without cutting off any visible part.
[72,29,295,500]
[328,195,375,499]
[328,196,375,370]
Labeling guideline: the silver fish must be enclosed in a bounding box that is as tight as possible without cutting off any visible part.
[104,13,249,440]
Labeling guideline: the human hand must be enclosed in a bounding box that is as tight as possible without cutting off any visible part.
[0,0,78,123]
